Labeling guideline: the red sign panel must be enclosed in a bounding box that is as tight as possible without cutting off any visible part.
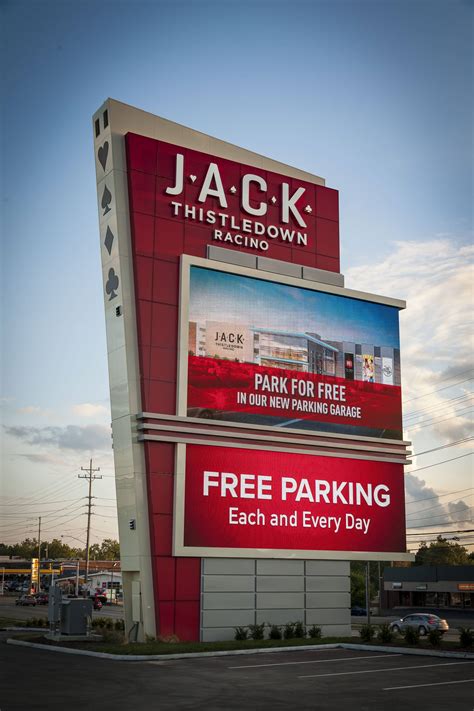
[188,356,402,434]
[181,444,407,555]
[126,133,340,272]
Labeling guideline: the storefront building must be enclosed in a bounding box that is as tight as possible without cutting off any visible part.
[383,565,474,609]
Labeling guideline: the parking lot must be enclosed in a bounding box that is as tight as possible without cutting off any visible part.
[1,638,473,710]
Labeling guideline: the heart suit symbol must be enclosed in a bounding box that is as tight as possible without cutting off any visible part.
[98,141,109,171]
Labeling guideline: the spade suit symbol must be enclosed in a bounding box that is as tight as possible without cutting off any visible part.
[101,185,112,215]
[106,268,119,300]
[98,141,109,171]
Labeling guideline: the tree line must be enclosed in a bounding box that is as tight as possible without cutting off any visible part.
[0,538,120,560]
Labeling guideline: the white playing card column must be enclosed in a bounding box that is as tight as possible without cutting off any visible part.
[92,100,156,642]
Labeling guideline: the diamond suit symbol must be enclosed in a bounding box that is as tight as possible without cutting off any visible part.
[270,196,277,204]
[104,226,114,255]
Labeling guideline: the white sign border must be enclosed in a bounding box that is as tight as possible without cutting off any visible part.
[177,254,406,428]
[172,441,413,562]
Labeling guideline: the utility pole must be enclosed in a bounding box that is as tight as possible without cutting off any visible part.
[79,459,101,586]
[37,516,41,593]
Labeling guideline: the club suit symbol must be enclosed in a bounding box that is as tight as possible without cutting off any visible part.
[106,268,119,300]
[104,226,114,255]
[98,141,109,171]
[101,185,112,215]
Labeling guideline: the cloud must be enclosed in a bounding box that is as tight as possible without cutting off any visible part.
[405,473,472,529]
[19,453,63,464]
[4,424,111,452]
[72,403,110,418]
[346,238,474,443]
[17,405,52,417]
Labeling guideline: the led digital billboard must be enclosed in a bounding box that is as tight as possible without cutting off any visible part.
[174,443,407,558]
[180,262,404,440]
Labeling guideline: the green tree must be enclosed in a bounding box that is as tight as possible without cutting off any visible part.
[99,539,120,560]
[415,536,472,566]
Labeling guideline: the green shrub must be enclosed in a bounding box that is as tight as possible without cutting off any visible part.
[308,625,321,639]
[458,627,474,648]
[402,627,420,645]
[294,621,306,638]
[359,624,375,642]
[377,623,394,643]
[234,626,248,641]
[427,629,443,647]
[283,622,295,639]
[268,624,282,640]
[248,623,265,640]
[114,619,125,631]
[100,628,125,644]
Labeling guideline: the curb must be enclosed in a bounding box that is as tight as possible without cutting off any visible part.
[2,627,45,632]
[7,638,474,662]
[7,639,340,661]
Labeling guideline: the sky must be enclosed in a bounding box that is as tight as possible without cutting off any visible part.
[1,0,472,553]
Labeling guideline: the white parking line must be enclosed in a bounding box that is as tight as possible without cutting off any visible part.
[299,660,473,679]
[228,654,402,670]
[384,678,474,691]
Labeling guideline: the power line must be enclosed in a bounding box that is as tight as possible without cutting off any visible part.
[407,486,474,506]
[0,496,86,507]
[407,528,474,537]
[405,452,473,475]
[405,406,473,432]
[404,392,474,420]
[1,469,83,504]
[412,437,474,458]
[406,522,473,532]
[403,375,473,404]
[406,493,473,515]
[407,507,473,524]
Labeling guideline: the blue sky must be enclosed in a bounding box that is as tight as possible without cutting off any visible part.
[1,0,472,549]
[190,266,401,347]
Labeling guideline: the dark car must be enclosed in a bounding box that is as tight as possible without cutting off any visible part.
[389,613,449,636]
[15,594,36,606]
[35,593,49,605]
[351,606,367,616]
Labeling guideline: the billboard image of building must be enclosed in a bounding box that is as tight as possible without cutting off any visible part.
[182,265,403,439]
[93,99,412,643]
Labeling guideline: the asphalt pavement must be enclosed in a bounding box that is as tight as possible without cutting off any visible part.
[1,634,473,710]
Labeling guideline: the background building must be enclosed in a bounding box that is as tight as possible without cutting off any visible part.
[383,565,474,610]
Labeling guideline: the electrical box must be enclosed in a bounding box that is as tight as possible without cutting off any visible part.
[60,599,93,635]
[48,585,63,624]
[131,580,141,623]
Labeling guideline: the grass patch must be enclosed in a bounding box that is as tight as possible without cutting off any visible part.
[9,633,474,657]
[0,617,25,628]
[13,634,353,655]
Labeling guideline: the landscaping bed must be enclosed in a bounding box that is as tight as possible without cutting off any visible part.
[8,632,474,657]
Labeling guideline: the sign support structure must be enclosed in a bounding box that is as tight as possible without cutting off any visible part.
[93,99,413,642]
